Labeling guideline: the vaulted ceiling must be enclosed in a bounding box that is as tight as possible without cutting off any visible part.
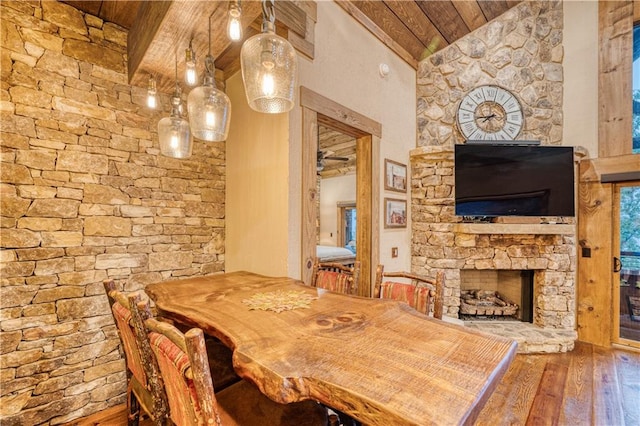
[62,0,521,93]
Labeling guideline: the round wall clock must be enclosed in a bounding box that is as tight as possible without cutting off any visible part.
[456,85,524,141]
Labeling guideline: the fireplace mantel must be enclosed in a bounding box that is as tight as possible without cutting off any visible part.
[453,223,575,235]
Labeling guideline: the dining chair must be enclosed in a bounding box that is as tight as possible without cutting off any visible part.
[311,258,361,295]
[374,265,445,319]
[103,280,168,426]
[137,298,329,426]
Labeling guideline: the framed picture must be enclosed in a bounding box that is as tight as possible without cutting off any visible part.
[384,159,407,193]
[384,198,407,228]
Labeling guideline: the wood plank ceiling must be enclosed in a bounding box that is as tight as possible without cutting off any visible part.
[62,0,521,93]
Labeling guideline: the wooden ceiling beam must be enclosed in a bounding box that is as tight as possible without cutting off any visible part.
[100,0,141,30]
[274,1,307,37]
[127,1,263,93]
[451,1,488,33]
[127,0,314,92]
[477,0,511,23]
[383,0,447,57]
[351,1,427,62]
[335,1,418,69]
[416,1,470,45]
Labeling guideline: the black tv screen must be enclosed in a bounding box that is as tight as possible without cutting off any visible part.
[454,144,575,217]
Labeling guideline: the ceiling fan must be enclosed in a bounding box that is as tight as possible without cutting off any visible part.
[317,150,349,172]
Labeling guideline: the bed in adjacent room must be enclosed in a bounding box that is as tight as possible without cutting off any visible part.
[316,245,356,266]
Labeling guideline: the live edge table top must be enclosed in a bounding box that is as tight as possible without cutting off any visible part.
[145,271,517,426]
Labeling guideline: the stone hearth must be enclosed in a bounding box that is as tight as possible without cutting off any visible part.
[465,321,576,353]
[410,147,577,353]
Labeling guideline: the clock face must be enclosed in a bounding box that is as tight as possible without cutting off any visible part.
[457,85,524,141]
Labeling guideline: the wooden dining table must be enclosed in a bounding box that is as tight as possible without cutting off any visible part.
[145,271,517,426]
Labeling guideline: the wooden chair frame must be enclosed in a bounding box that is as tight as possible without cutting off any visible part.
[311,258,361,295]
[103,280,168,426]
[143,309,222,425]
[138,299,328,426]
[374,265,444,319]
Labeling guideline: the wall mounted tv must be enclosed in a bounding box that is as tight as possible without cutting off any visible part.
[454,143,575,217]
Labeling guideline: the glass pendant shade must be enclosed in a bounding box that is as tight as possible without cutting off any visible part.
[241,30,297,113]
[158,116,192,158]
[227,3,242,41]
[188,56,231,141]
[159,88,192,159]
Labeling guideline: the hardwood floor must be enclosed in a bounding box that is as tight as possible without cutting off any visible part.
[67,342,640,426]
[476,341,640,426]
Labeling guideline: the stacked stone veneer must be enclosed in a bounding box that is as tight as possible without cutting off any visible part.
[410,147,576,331]
[1,2,225,424]
[417,0,564,147]
[411,0,575,335]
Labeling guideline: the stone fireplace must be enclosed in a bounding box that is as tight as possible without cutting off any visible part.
[410,147,577,353]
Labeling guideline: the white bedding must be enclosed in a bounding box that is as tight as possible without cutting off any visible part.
[316,245,355,262]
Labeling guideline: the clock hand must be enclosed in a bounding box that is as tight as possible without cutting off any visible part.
[480,114,496,122]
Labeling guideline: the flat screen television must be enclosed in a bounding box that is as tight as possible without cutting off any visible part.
[454,143,575,217]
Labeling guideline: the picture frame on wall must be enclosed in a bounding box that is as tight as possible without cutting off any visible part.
[384,198,407,228]
[384,159,407,193]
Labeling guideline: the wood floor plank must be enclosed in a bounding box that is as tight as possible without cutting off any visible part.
[475,354,547,426]
[559,340,593,425]
[525,361,568,426]
[592,345,625,425]
[614,347,640,425]
[69,343,640,426]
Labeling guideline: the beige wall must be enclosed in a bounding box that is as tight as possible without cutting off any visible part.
[563,1,599,158]
[225,72,290,276]
[287,1,417,278]
[319,174,356,246]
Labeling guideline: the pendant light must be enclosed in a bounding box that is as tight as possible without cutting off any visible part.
[227,0,243,42]
[158,57,193,159]
[184,39,198,87]
[188,14,231,142]
[240,0,297,113]
[146,74,157,109]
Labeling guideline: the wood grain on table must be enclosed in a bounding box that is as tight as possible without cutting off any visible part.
[146,271,517,426]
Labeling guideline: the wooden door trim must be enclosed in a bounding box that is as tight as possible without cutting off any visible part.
[300,86,380,296]
[598,1,633,157]
[301,106,319,285]
[577,160,613,346]
[613,184,622,345]
[300,87,382,138]
[578,158,640,347]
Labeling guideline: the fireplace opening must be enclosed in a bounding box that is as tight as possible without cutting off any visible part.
[459,270,534,322]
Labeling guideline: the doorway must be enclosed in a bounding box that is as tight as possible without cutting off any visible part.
[317,125,356,250]
[337,202,357,250]
[300,87,381,296]
[613,182,640,349]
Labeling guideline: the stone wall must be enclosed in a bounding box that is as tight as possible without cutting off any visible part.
[1,1,225,423]
[410,147,576,330]
[411,0,574,331]
[417,0,563,147]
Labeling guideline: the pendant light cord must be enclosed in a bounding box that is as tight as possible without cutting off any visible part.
[262,0,275,25]
[208,14,212,56]
[204,12,216,82]
[172,50,181,104]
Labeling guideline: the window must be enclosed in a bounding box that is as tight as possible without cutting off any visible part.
[633,23,640,153]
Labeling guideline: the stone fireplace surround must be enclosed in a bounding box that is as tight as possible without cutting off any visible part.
[410,147,577,353]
